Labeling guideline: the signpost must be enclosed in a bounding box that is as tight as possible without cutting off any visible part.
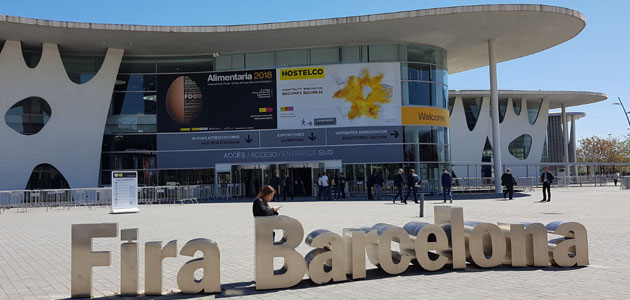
[111,171,139,214]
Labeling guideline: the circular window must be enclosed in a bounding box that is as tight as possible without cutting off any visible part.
[508,134,532,160]
[4,97,51,135]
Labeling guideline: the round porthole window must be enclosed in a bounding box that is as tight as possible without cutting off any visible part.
[4,97,51,135]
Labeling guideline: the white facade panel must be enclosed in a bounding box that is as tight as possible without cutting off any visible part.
[450,96,549,179]
[0,40,123,189]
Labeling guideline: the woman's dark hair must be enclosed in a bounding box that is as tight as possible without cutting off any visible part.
[256,185,276,199]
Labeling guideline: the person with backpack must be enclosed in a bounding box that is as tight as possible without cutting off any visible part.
[501,168,517,200]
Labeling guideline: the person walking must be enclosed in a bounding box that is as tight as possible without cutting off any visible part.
[321,172,330,200]
[329,174,337,200]
[252,185,281,217]
[374,171,384,200]
[338,172,347,199]
[539,167,554,202]
[316,173,323,200]
[501,168,517,200]
[613,172,619,186]
[403,169,420,204]
[282,173,293,201]
[270,175,281,201]
[393,168,405,203]
[441,169,453,203]
[366,173,375,200]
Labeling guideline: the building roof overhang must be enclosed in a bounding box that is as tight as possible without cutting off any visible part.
[0,4,585,74]
[449,90,608,109]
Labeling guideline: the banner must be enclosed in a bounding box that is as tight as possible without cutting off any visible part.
[401,106,450,127]
[157,70,277,133]
[111,171,139,214]
[276,63,401,129]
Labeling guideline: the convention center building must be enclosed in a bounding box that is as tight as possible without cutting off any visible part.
[0,4,606,195]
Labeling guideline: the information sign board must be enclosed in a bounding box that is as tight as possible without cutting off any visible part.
[111,171,139,214]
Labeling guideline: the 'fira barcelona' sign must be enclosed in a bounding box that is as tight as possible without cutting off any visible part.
[71,206,588,297]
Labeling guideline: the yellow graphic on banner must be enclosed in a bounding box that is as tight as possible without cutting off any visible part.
[333,69,392,120]
[280,67,325,80]
[401,106,450,127]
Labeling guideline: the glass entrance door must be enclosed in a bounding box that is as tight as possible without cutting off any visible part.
[240,168,262,198]
[229,162,328,199]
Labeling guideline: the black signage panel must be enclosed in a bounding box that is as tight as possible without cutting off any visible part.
[157,131,260,150]
[157,144,404,169]
[326,126,403,145]
[156,69,276,133]
[259,129,326,147]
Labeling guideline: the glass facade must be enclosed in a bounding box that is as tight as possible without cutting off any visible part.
[513,99,522,116]
[527,99,542,125]
[5,97,51,135]
[462,97,482,131]
[26,164,70,189]
[499,98,508,123]
[508,134,532,160]
[29,44,449,189]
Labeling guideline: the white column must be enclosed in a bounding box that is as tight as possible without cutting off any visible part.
[561,104,570,184]
[488,39,502,193]
[570,115,578,176]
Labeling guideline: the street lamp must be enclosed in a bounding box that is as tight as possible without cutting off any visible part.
[612,97,630,128]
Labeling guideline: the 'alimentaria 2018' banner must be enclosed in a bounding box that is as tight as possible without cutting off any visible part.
[156,70,277,133]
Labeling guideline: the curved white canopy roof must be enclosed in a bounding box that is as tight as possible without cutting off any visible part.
[549,112,586,120]
[0,4,585,73]
[449,90,607,109]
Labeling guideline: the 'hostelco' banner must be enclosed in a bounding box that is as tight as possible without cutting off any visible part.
[70,206,588,297]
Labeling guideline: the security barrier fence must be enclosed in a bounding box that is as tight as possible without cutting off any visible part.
[1,176,627,212]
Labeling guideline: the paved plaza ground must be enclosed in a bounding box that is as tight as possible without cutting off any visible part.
[0,186,629,299]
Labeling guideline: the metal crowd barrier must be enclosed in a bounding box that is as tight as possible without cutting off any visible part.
[214,184,244,200]
[138,185,216,205]
[1,185,219,212]
[2,177,626,213]
[0,189,111,213]
[348,180,433,199]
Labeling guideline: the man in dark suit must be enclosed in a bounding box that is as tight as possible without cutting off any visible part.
[403,169,420,204]
[393,168,405,204]
[441,169,453,203]
[270,175,281,201]
[540,167,555,202]
[366,173,375,200]
[338,173,347,199]
[282,174,293,201]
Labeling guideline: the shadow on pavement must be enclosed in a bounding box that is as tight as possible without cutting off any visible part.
[69,264,583,300]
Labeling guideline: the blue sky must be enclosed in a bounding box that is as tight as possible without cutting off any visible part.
[2,0,628,140]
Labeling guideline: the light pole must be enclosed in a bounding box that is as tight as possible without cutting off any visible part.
[612,97,630,128]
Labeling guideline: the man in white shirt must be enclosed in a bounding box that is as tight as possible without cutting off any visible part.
[321,173,330,200]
